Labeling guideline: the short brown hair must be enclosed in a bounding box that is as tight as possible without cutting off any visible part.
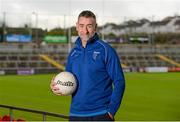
[78,10,96,21]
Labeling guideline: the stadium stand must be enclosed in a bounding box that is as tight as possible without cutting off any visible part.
[0,43,179,74]
[112,44,180,68]
[0,43,68,74]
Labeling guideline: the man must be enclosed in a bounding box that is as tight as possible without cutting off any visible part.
[50,10,125,121]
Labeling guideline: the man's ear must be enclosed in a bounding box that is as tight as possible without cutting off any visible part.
[76,22,78,31]
[95,23,97,30]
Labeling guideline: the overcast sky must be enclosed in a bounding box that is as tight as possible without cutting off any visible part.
[1,0,180,30]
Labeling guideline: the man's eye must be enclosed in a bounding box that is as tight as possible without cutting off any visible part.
[87,25,93,28]
[79,25,84,28]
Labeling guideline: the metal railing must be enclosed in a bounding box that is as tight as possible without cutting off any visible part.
[0,104,69,121]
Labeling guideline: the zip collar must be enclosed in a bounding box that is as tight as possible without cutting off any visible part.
[75,33,99,50]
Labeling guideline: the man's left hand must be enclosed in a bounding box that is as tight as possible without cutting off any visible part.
[108,112,114,120]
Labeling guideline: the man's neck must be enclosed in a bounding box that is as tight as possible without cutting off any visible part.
[82,41,87,48]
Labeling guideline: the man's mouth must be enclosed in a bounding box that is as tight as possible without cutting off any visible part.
[80,35,90,41]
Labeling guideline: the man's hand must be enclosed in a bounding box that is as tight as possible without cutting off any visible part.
[108,112,114,120]
[50,76,62,95]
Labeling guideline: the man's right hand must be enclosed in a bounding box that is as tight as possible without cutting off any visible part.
[50,76,62,95]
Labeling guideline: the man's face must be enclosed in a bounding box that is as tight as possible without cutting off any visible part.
[76,16,96,42]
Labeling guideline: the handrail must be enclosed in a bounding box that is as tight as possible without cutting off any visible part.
[0,104,69,121]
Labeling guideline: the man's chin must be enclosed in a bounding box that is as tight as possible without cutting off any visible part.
[81,37,90,42]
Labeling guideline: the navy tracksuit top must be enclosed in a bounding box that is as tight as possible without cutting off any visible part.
[66,33,125,117]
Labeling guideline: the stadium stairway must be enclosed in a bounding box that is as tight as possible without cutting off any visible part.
[121,63,128,68]
[39,54,127,69]
[155,54,180,67]
[39,54,65,70]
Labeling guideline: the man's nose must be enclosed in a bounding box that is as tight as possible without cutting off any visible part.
[84,27,89,34]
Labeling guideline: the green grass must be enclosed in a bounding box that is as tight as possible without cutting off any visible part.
[0,74,71,121]
[0,73,180,121]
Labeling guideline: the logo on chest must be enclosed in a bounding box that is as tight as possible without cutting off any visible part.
[93,51,100,60]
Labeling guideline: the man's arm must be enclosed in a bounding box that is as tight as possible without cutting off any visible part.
[106,47,125,116]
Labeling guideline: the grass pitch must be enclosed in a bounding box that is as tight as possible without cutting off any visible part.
[0,72,180,121]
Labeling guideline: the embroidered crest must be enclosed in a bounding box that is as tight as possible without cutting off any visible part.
[93,51,100,60]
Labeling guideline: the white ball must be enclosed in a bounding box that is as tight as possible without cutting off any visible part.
[54,71,77,95]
